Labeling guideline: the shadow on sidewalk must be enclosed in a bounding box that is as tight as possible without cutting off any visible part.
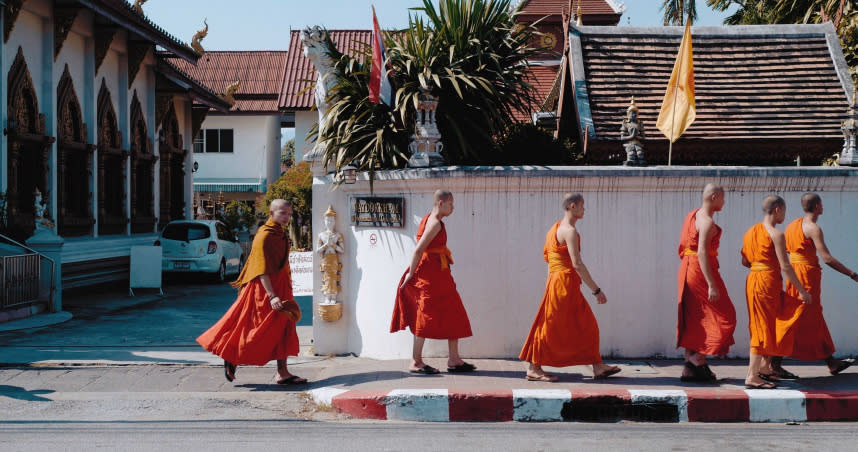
[0,385,55,402]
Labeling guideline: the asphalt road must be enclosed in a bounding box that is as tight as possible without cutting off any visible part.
[1,421,855,451]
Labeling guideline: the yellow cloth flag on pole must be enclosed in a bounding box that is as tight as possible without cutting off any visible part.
[656,22,696,143]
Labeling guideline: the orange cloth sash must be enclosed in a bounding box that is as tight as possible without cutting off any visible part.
[675,209,736,356]
[682,248,718,257]
[750,262,777,272]
[789,254,819,267]
[425,246,453,269]
[519,221,602,367]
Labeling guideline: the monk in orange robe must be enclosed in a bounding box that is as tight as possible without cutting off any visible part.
[519,193,621,382]
[740,195,811,389]
[677,184,736,382]
[197,199,305,385]
[391,190,474,374]
[778,193,857,375]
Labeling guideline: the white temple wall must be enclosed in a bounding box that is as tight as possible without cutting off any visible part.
[311,167,858,360]
[294,110,316,165]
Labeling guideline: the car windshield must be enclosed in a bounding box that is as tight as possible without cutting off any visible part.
[162,223,211,241]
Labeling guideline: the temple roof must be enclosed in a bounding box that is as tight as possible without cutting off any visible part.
[567,23,853,164]
[171,51,288,113]
[77,0,200,63]
[517,0,622,25]
[279,29,372,110]
[156,58,232,112]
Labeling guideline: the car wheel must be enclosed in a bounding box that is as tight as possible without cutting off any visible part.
[215,260,226,283]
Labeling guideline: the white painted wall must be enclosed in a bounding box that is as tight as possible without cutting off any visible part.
[294,110,316,165]
[311,167,858,360]
[195,115,281,186]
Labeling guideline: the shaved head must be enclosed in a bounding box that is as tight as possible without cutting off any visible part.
[562,193,584,211]
[269,199,291,213]
[762,195,785,214]
[801,193,821,213]
[434,190,453,203]
[702,183,724,200]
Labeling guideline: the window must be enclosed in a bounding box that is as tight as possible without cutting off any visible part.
[196,129,234,153]
[161,223,211,241]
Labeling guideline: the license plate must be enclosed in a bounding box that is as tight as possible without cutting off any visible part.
[173,261,190,270]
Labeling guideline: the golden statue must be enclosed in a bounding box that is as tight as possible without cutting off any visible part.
[133,0,147,15]
[221,80,240,106]
[316,205,344,304]
[191,19,208,54]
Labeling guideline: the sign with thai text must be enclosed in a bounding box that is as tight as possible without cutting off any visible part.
[350,196,404,228]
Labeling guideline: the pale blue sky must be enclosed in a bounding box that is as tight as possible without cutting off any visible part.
[139,1,737,51]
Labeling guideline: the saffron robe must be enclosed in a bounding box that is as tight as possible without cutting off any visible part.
[519,222,602,366]
[197,219,299,365]
[741,223,805,356]
[390,214,473,339]
[676,209,736,356]
[785,218,835,360]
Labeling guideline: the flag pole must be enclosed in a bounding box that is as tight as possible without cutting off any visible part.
[668,22,685,167]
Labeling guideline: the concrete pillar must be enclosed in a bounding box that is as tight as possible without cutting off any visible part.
[26,229,64,313]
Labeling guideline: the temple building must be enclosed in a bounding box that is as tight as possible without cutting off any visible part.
[0,0,228,297]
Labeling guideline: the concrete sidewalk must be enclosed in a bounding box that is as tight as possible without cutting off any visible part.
[302,357,858,422]
[1,282,857,423]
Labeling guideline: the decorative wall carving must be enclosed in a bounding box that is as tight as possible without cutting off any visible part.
[97,80,129,235]
[191,106,208,142]
[6,47,55,239]
[57,65,96,237]
[130,91,157,233]
[158,100,186,228]
[128,41,151,88]
[94,26,118,74]
[3,0,24,44]
[53,6,80,60]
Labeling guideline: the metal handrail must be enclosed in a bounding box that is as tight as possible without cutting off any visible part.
[0,232,56,309]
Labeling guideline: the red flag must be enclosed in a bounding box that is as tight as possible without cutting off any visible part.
[369,7,392,106]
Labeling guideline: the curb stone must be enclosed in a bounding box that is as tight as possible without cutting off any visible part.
[308,387,858,422]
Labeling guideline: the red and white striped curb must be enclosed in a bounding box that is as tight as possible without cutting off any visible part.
[308,387,858,422]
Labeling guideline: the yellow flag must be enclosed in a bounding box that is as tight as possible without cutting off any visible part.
[656,22,696,143]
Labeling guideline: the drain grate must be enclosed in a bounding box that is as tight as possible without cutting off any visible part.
[562,401,679,422]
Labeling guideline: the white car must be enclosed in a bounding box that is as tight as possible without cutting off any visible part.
[156,220,244,282]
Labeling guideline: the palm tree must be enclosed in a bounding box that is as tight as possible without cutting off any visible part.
[313,0,542,183]
[662,0,698,26]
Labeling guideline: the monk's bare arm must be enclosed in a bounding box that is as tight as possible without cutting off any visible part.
[400,218,442,287]
[696,215,720,302]
[807,224,858,280]
[565,228,607,304]
[772,232,813,304]
[259,274,284,310]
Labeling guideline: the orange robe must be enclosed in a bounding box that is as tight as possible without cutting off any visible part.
[785,218,835,360]
[390,214,472,339]
[741,223,805,356]
[676,209,736,356]
[519,222,602,366]
[197,219,299,365]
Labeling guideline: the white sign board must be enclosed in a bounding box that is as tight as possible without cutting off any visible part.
[289,252,313,296]
[129,245,162,296]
